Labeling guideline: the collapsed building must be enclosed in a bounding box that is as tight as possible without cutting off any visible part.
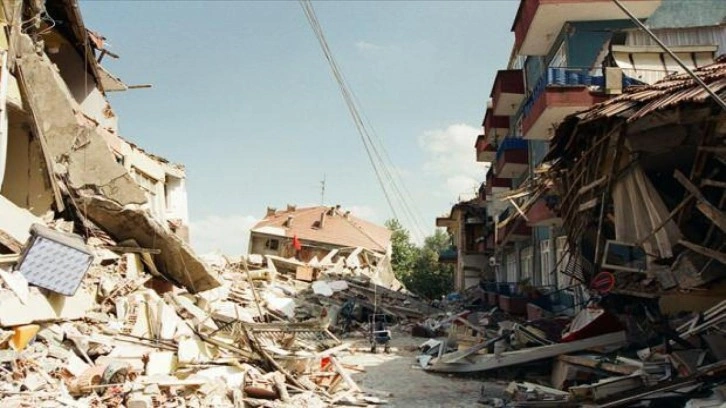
[0,0,216,292]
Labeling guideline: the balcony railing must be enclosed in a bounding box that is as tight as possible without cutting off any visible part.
[522,67,643,119]
[496,137,528,161]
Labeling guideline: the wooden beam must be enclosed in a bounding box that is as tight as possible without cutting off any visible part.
[558,355,639,376]
[636,194,692,246]
[701,179,726,189]
[577,176,607,197]
[698,146,726,154]
[674,170,726,233]
[578,197,599,212]
[103,246,162,255]
[679,240,726,266]
[427,331,627,373]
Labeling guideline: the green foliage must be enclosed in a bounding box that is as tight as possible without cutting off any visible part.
[385,220,455,301]
[385,219,418,281]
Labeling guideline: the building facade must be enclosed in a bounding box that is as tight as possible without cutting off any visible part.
[441,0,726,315]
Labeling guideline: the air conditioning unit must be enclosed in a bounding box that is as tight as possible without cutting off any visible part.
[605,67,623,95]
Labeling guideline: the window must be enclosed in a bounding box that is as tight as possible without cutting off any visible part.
[549,41,567,68]
[265,239,279,251]
[540,240,552,288]
[506,253,517,283]
[131,168,163,221]
[555,236,571,290]
[521,246,533,282]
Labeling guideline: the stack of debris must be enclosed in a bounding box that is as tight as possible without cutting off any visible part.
[418,303,726,407]
[0,213,432,406]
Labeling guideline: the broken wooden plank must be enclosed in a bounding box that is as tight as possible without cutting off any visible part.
[557,355,639,376]
[427,331,627,373]
[577,176,607,197]
[678,240,726,266]
[578,197,599,212]
[102,246,162,255]
[701,179,726,189]
[674,170,726,233]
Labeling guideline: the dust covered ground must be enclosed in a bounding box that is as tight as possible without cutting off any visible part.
[339,329,508,407]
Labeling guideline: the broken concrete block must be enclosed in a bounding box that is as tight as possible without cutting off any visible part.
[145,351,177,376]
[0,269,29,304]
[9,324,40,351]
[178,337,210,365]
[0,287,93,327]
[0,195,44,252]
[75,194,221,293]
[126,392,153,408]
[124,253,144,279]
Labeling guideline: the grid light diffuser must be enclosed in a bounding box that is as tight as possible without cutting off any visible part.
[17,224,94,296]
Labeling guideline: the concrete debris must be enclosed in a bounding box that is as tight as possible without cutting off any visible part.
[414,293,726,407]
[0,216,437,406]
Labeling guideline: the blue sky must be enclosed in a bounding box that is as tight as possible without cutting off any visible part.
[80,1,518,255]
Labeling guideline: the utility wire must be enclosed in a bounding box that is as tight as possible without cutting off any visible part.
[299,0,426,241]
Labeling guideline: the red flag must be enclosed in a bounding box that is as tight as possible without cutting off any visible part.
[292,235,302,251]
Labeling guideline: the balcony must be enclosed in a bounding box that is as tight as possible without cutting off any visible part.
[494,138,529,179]
[511,0,662,56]
[483,108,510,144]
[526,195,562,227]
[476,134,497,162]
[485,167,512,197]
[491,70,525,116]
[497,220,532,245]
[522,67,609,140]
[436,216,456,229]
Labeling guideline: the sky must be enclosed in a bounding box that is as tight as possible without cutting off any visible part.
[80,0,519,255]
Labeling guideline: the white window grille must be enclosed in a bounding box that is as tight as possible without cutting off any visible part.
[555,236,571,290]
[131,168,164,222]
[540,240,552,288]
[521,246,533,283]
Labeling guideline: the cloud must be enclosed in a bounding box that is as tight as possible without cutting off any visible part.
[190,214,258,256]
[346,204,378,221]
[418,124,488,197]
[355,40,385,53]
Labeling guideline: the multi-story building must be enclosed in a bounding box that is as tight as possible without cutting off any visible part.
[441,0,726,315]
[0,0,190,244]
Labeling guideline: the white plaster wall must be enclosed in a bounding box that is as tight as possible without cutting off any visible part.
[0,115,54,215]
[165,175,189,224]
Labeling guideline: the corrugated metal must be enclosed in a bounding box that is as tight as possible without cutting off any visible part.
[626,26,726,56]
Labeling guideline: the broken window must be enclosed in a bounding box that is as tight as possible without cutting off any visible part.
[131,168,164,222]
[540,239,551,288]
[265,239,279,251]
[521,246,533,283]
[506,253,517,283]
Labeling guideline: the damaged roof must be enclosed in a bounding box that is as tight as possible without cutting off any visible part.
[251,206,391,253]
[547,55,726,161]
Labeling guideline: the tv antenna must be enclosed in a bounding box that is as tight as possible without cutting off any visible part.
[320,174,326,205]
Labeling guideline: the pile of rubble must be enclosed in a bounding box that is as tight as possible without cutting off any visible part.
[0,214,432,407]
[415,302,726,407]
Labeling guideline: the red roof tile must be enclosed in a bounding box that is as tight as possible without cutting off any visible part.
[250,206,391,253]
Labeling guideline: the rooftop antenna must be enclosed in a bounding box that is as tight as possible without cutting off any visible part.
[320,174,326,205]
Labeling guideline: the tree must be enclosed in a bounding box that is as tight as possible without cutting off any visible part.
[386,220,454,300]
[385,219,418,282]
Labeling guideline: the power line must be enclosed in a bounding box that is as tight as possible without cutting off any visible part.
[299,0,427,241]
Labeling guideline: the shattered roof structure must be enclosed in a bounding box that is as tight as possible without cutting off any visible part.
[251,206,391,253]
[548,55,726,162]
[539,56,726,293]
